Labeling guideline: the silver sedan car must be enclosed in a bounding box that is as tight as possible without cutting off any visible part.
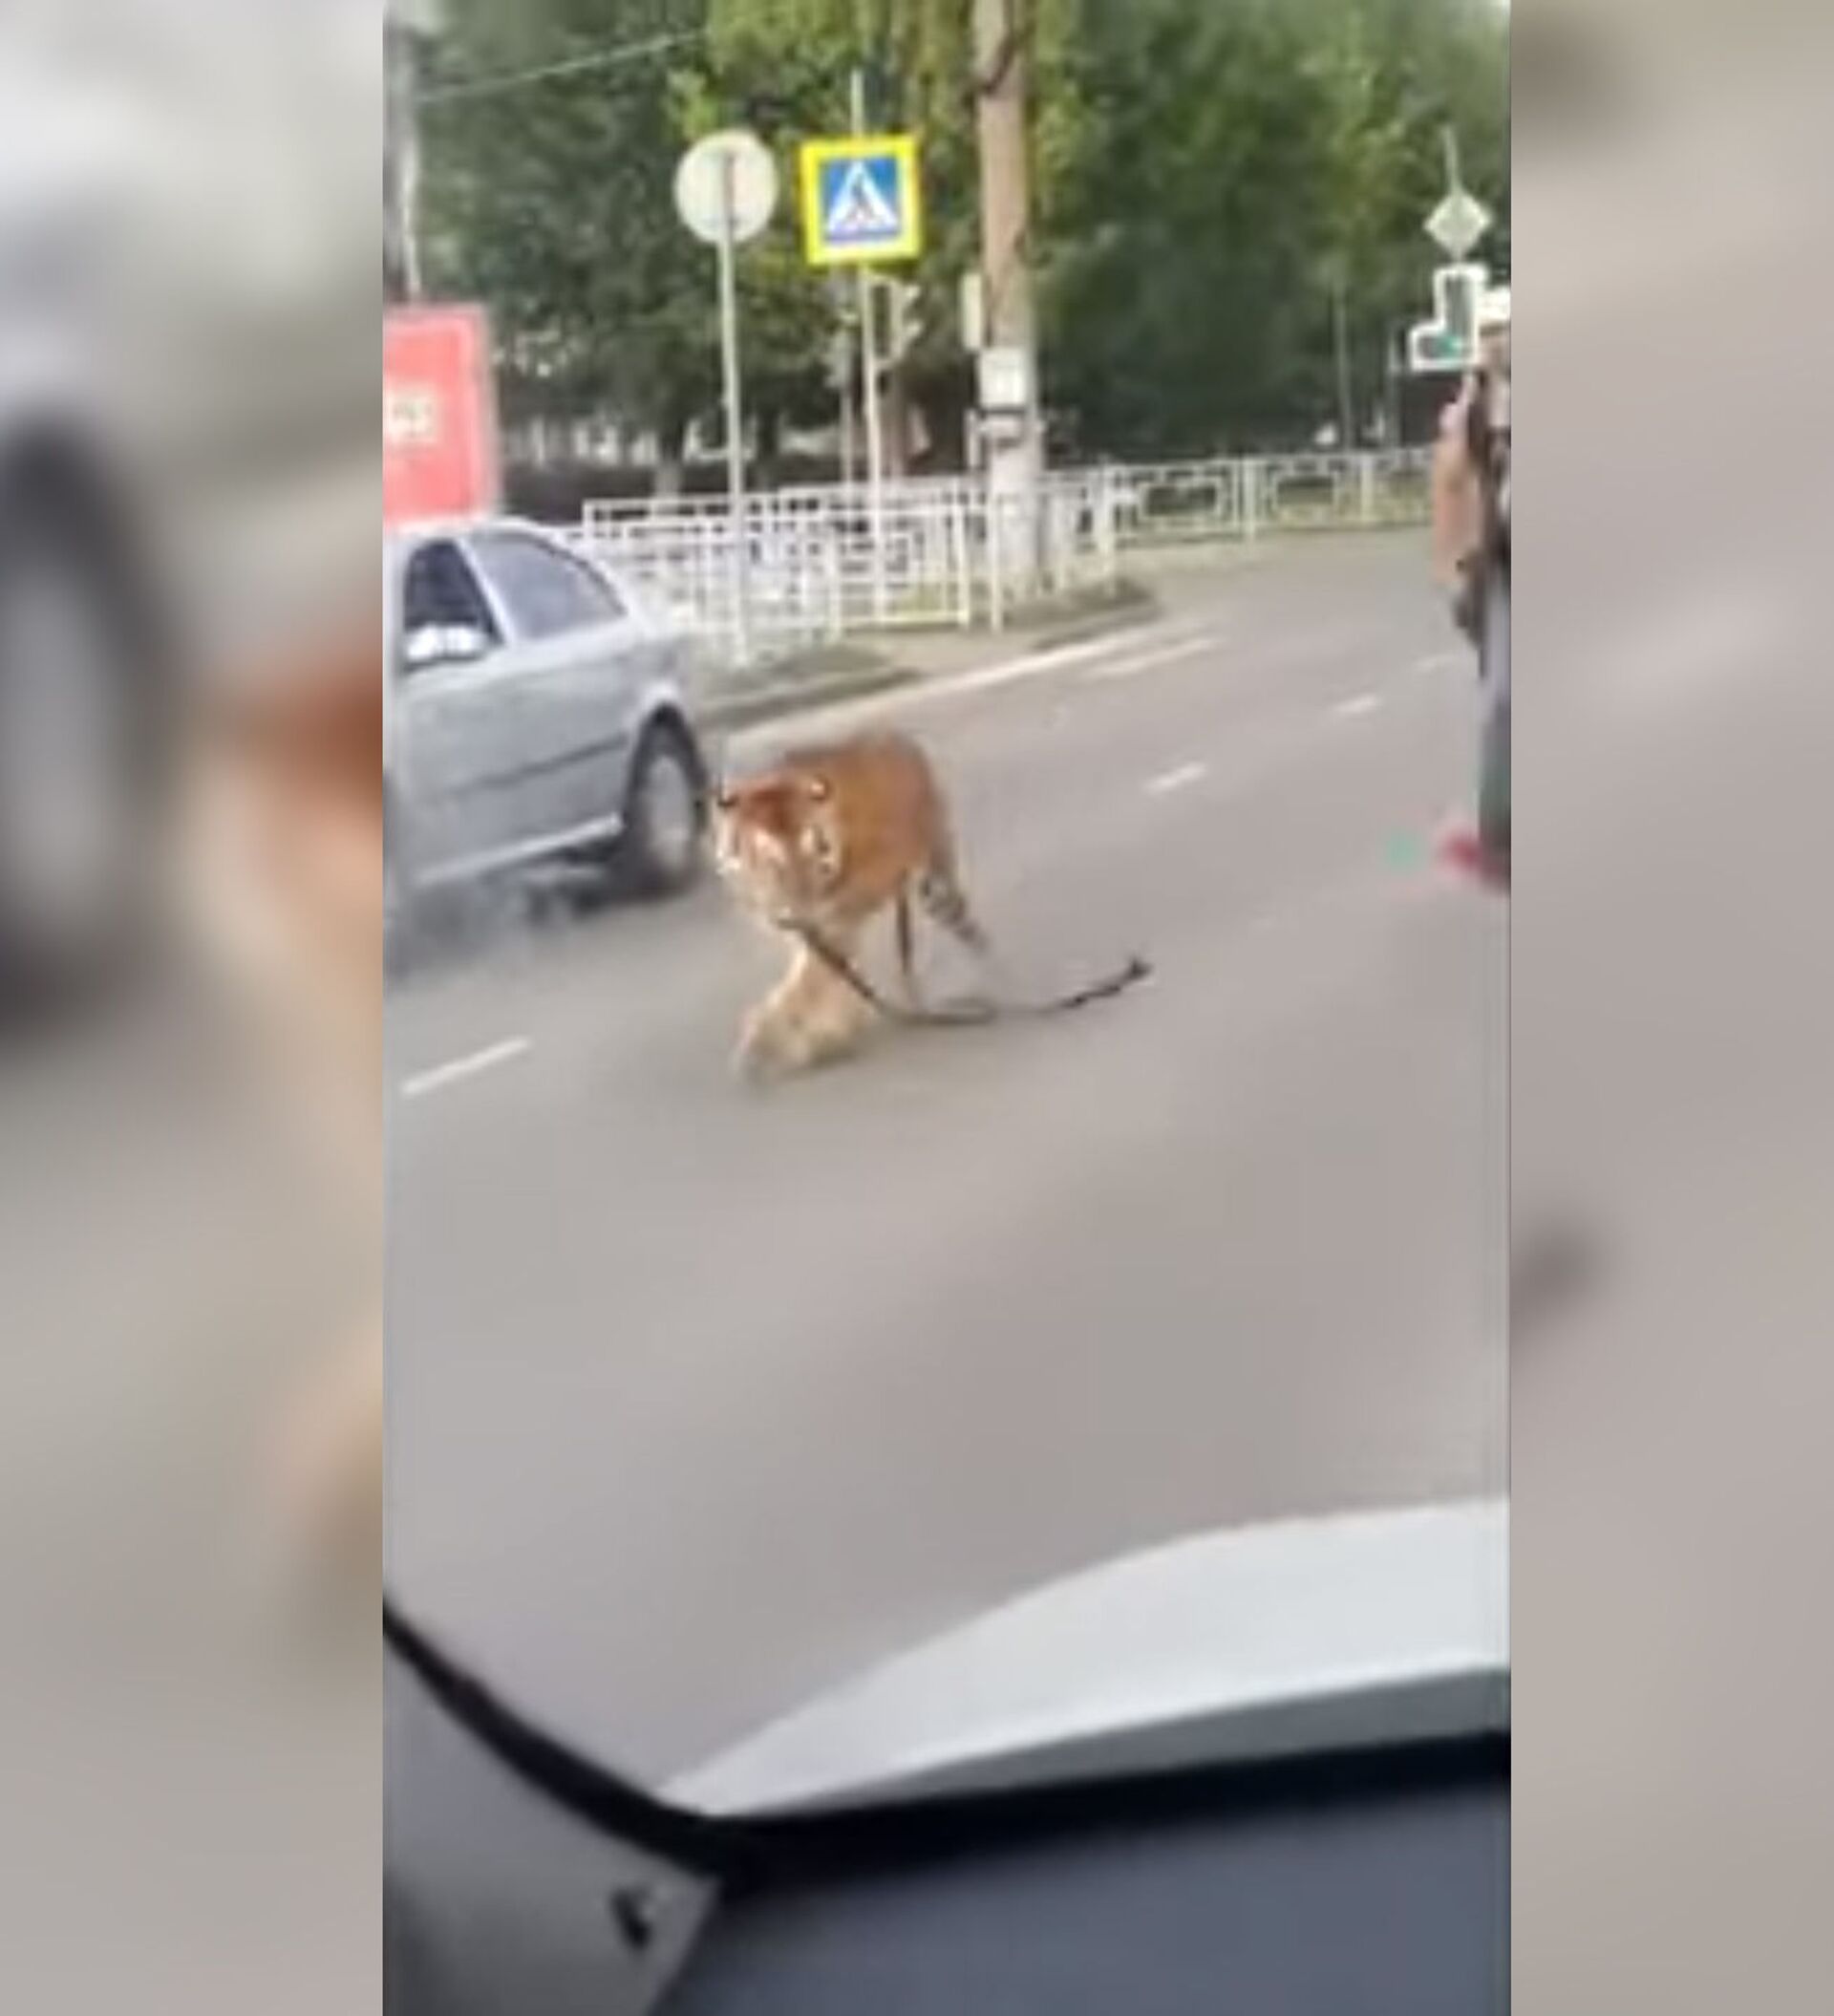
[384,520,709,936]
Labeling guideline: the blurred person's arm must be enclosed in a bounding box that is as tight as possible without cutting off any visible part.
[269,1311,382,1593]
[1432,375,1484,589]
[1432,376,1486,643]
[185,636,383,1598]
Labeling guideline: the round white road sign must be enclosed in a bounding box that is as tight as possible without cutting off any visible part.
[674,130,778,247]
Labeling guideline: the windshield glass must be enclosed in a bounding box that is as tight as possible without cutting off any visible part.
[384,0,1509,1794]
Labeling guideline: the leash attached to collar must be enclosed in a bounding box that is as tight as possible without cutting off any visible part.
[788,920,1152,1030]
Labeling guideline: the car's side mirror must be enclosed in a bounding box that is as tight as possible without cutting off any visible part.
[404,623,491,672]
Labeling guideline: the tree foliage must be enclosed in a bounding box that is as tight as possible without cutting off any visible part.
[419,1,724,465]
[1045,0,1508,454]
[686,0,1092,465]
[418,0,1508,474]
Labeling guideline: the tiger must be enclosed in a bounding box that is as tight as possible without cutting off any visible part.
[712,729,991,1079]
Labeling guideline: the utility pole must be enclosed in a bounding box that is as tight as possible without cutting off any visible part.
[973,0,1043,507]
[384,1,429,304]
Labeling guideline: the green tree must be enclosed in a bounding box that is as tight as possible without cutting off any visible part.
[693,0,1093,471]
[420,1,728,487]
[419,0,1508,480]
[1044,0,1507,455]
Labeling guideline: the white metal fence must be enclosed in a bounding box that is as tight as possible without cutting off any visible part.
[572,451,1429,665]
[1109,449,1431,544]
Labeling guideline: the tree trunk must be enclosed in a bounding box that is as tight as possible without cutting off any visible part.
[914,374,972,475]
[884,367,914,479]
[755,405,784,489]
[654,425,687,499]
[1332,276,1354,450]
[653,399,693,499]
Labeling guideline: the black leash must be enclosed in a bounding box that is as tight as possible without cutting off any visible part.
[789,921,1151,1031]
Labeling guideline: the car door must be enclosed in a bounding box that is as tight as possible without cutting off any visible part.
[393,535,539,881]
[462,527,655,844]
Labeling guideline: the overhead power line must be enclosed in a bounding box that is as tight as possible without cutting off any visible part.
[416,27,709,107]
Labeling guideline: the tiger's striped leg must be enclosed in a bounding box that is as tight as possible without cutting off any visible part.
[736,930,875,1079]
[920,846,992,962]
[894,886,921,1007]
[786,923,876,1069]
[734,940,815,1080]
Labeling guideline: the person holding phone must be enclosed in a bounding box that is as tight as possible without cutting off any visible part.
[1433,322,1510,889]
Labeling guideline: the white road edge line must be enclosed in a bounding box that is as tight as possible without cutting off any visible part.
[928,628,1192,699]
[1080,634,1219,684]
[399,1038,532,1103]
[730,622,1215,749]
[1144,761,1209,798]
[1332,692,1383,720]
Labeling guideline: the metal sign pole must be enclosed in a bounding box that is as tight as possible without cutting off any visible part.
[861,280,887,620]
[675,130,776,664]
[837,323,858,492]
[851,70,888,623]
[717,152,754,670]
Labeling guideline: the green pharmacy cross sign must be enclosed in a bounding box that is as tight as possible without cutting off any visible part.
[1408,263,1490,375]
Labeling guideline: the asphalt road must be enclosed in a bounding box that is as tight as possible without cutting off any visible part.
[385,531,1507,1786]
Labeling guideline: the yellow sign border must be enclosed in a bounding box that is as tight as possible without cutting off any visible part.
[800,135,924,268]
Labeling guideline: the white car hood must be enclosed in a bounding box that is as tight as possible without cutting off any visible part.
[668,1498,1508,1818]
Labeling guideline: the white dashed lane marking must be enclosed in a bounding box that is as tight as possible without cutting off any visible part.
[1332,693,1383,721]
[1144,761,1209,798]
[399,1038,533,1103]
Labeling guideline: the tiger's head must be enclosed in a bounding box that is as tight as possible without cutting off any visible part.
[712,763,844,920]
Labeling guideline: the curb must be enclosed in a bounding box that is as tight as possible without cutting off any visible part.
[694,581,1160,735]
[1024,588,1161,656]
[698,661,918,734]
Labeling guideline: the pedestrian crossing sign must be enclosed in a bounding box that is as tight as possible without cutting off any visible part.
[800,135,923,268]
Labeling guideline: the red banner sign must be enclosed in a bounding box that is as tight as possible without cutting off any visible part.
[384,305,501,526]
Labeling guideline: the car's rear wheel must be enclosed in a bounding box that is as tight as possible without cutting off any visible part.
[616,718,705,898]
